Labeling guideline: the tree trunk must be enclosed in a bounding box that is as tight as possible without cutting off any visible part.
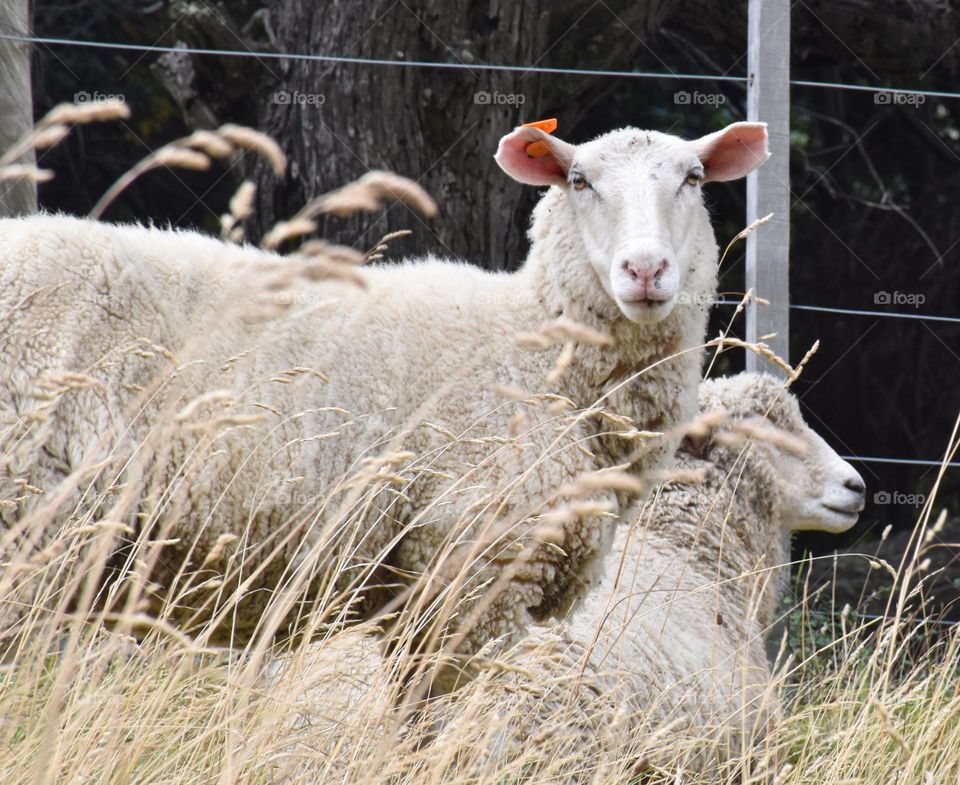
[0,0,36,217]
[249,0,559,269]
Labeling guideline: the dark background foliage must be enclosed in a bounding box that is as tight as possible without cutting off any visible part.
[25,0,960,610]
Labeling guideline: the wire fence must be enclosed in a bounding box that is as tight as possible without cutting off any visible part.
[715,299,960,327]
[6,29,960,473]
[5,32,960,101]
[715,298,960,457]
[713,296,960,469]
[802,607,960,628]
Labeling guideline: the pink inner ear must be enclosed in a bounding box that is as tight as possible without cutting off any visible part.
[494,127,574,187]
[696,122,769,183]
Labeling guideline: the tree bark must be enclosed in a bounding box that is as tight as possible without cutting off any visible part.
[249,0,558,268]
[0,0,36,217]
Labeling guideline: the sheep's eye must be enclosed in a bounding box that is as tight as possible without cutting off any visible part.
[571,174,590,191]
[684,171,703,187]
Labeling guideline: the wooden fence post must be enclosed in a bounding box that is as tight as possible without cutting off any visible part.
[745,0,791,372]
[0,0,36,217]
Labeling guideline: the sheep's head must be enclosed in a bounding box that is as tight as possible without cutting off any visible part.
[689,373,866,534]
[494,122,768,324]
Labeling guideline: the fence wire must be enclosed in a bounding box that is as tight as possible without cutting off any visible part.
[4,32,960,100]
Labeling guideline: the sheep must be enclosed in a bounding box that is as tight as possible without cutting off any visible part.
[430,372,868,780]
[0,121,768,660]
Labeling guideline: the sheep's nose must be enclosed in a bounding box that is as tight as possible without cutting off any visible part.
[845,476,866,496]
[621,257,668,285]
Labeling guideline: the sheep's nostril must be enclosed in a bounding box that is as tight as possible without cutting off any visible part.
[621,258,669,283]
[845,476,866,495]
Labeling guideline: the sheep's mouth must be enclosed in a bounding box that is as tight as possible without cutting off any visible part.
[616,292,678,324]
[620,295,672,308]
[821,503,861,518]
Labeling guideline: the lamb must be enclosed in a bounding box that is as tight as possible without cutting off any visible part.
[436,372,868,780]
[0,121,768,660]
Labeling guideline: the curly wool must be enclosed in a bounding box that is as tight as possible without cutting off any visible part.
[0,142,716,650]
[436,374,822,779]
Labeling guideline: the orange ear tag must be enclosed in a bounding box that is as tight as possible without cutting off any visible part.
[522,118,558,158]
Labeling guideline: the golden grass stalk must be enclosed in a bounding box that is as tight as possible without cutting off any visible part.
[728,420,808,456]
[366,229,414,261]
[300,171,438,219]
[89,123,290,220]
[296,240,367,266]
[261,218,318,250]
[228,180,257,221]
[517,317,615,352]
[217,123,287,176]
[29,125,71,151]
[88,145,212,219]
[221,180,258,242]
[262,173,436,256]
[706,334,795,378]
[718,211,773,270]
[298,258,369,287]
[41,99,131,127]
[0,100,130,169]
[0,164,54,183]
[181,129,235,159]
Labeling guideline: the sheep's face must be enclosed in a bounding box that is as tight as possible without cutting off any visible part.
[760,420,866,534]
[698,373,867,534]
[495,122,769,323]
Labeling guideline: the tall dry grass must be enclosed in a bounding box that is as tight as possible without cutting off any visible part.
[1,105,957,785]
[3,432,958,785]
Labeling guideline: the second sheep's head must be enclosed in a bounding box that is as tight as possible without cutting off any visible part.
[689,373,867,534]
[495,121,769,324]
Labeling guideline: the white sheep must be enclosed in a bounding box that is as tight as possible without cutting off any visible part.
[0,121,768,658]
[436,372,867,779]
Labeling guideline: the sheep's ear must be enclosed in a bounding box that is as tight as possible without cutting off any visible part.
[680,431,710,458]
[692,122,769,183]
[680,408,726,457]
[494,127,576,187]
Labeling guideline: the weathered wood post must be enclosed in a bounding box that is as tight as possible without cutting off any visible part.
[0,0,36,217]
[745,0,791,371]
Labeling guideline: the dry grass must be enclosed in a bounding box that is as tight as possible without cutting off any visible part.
[1,447,957,785]
[1,106,956,785]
